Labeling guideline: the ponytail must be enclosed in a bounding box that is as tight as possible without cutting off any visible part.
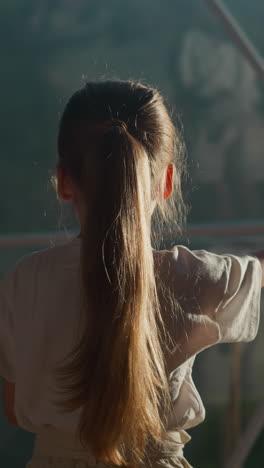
[55,124,171,466]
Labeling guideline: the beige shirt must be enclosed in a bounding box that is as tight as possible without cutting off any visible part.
[0,239,262,433]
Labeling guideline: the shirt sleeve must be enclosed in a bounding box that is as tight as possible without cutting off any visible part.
[155,245,262,367]
[0,270,16,382]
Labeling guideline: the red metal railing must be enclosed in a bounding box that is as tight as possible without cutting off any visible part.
[0,221,264,247]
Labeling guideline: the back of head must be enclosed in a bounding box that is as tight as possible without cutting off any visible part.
[55,80,186,467]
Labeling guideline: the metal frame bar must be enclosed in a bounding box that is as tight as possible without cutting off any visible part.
[205,0,264,81]
[0,221,264,247]
[225,403,264,468]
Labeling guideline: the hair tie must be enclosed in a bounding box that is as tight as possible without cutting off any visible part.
[104,119,127,131]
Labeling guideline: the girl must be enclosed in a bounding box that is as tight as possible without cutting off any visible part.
[1,80,263,468]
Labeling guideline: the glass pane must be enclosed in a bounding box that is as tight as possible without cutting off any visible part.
[1,1,264,467]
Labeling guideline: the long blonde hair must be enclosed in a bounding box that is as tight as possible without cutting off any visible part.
[55,80,186,467]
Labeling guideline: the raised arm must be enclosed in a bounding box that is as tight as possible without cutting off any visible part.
[155,245,263,372]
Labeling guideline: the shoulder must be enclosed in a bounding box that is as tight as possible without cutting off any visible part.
[154,244,261,289]
[153,245,230,286]
[2,238,80,286]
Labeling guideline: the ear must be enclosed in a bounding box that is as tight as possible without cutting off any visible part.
[56,166,74,201]
[163,163,174,199]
